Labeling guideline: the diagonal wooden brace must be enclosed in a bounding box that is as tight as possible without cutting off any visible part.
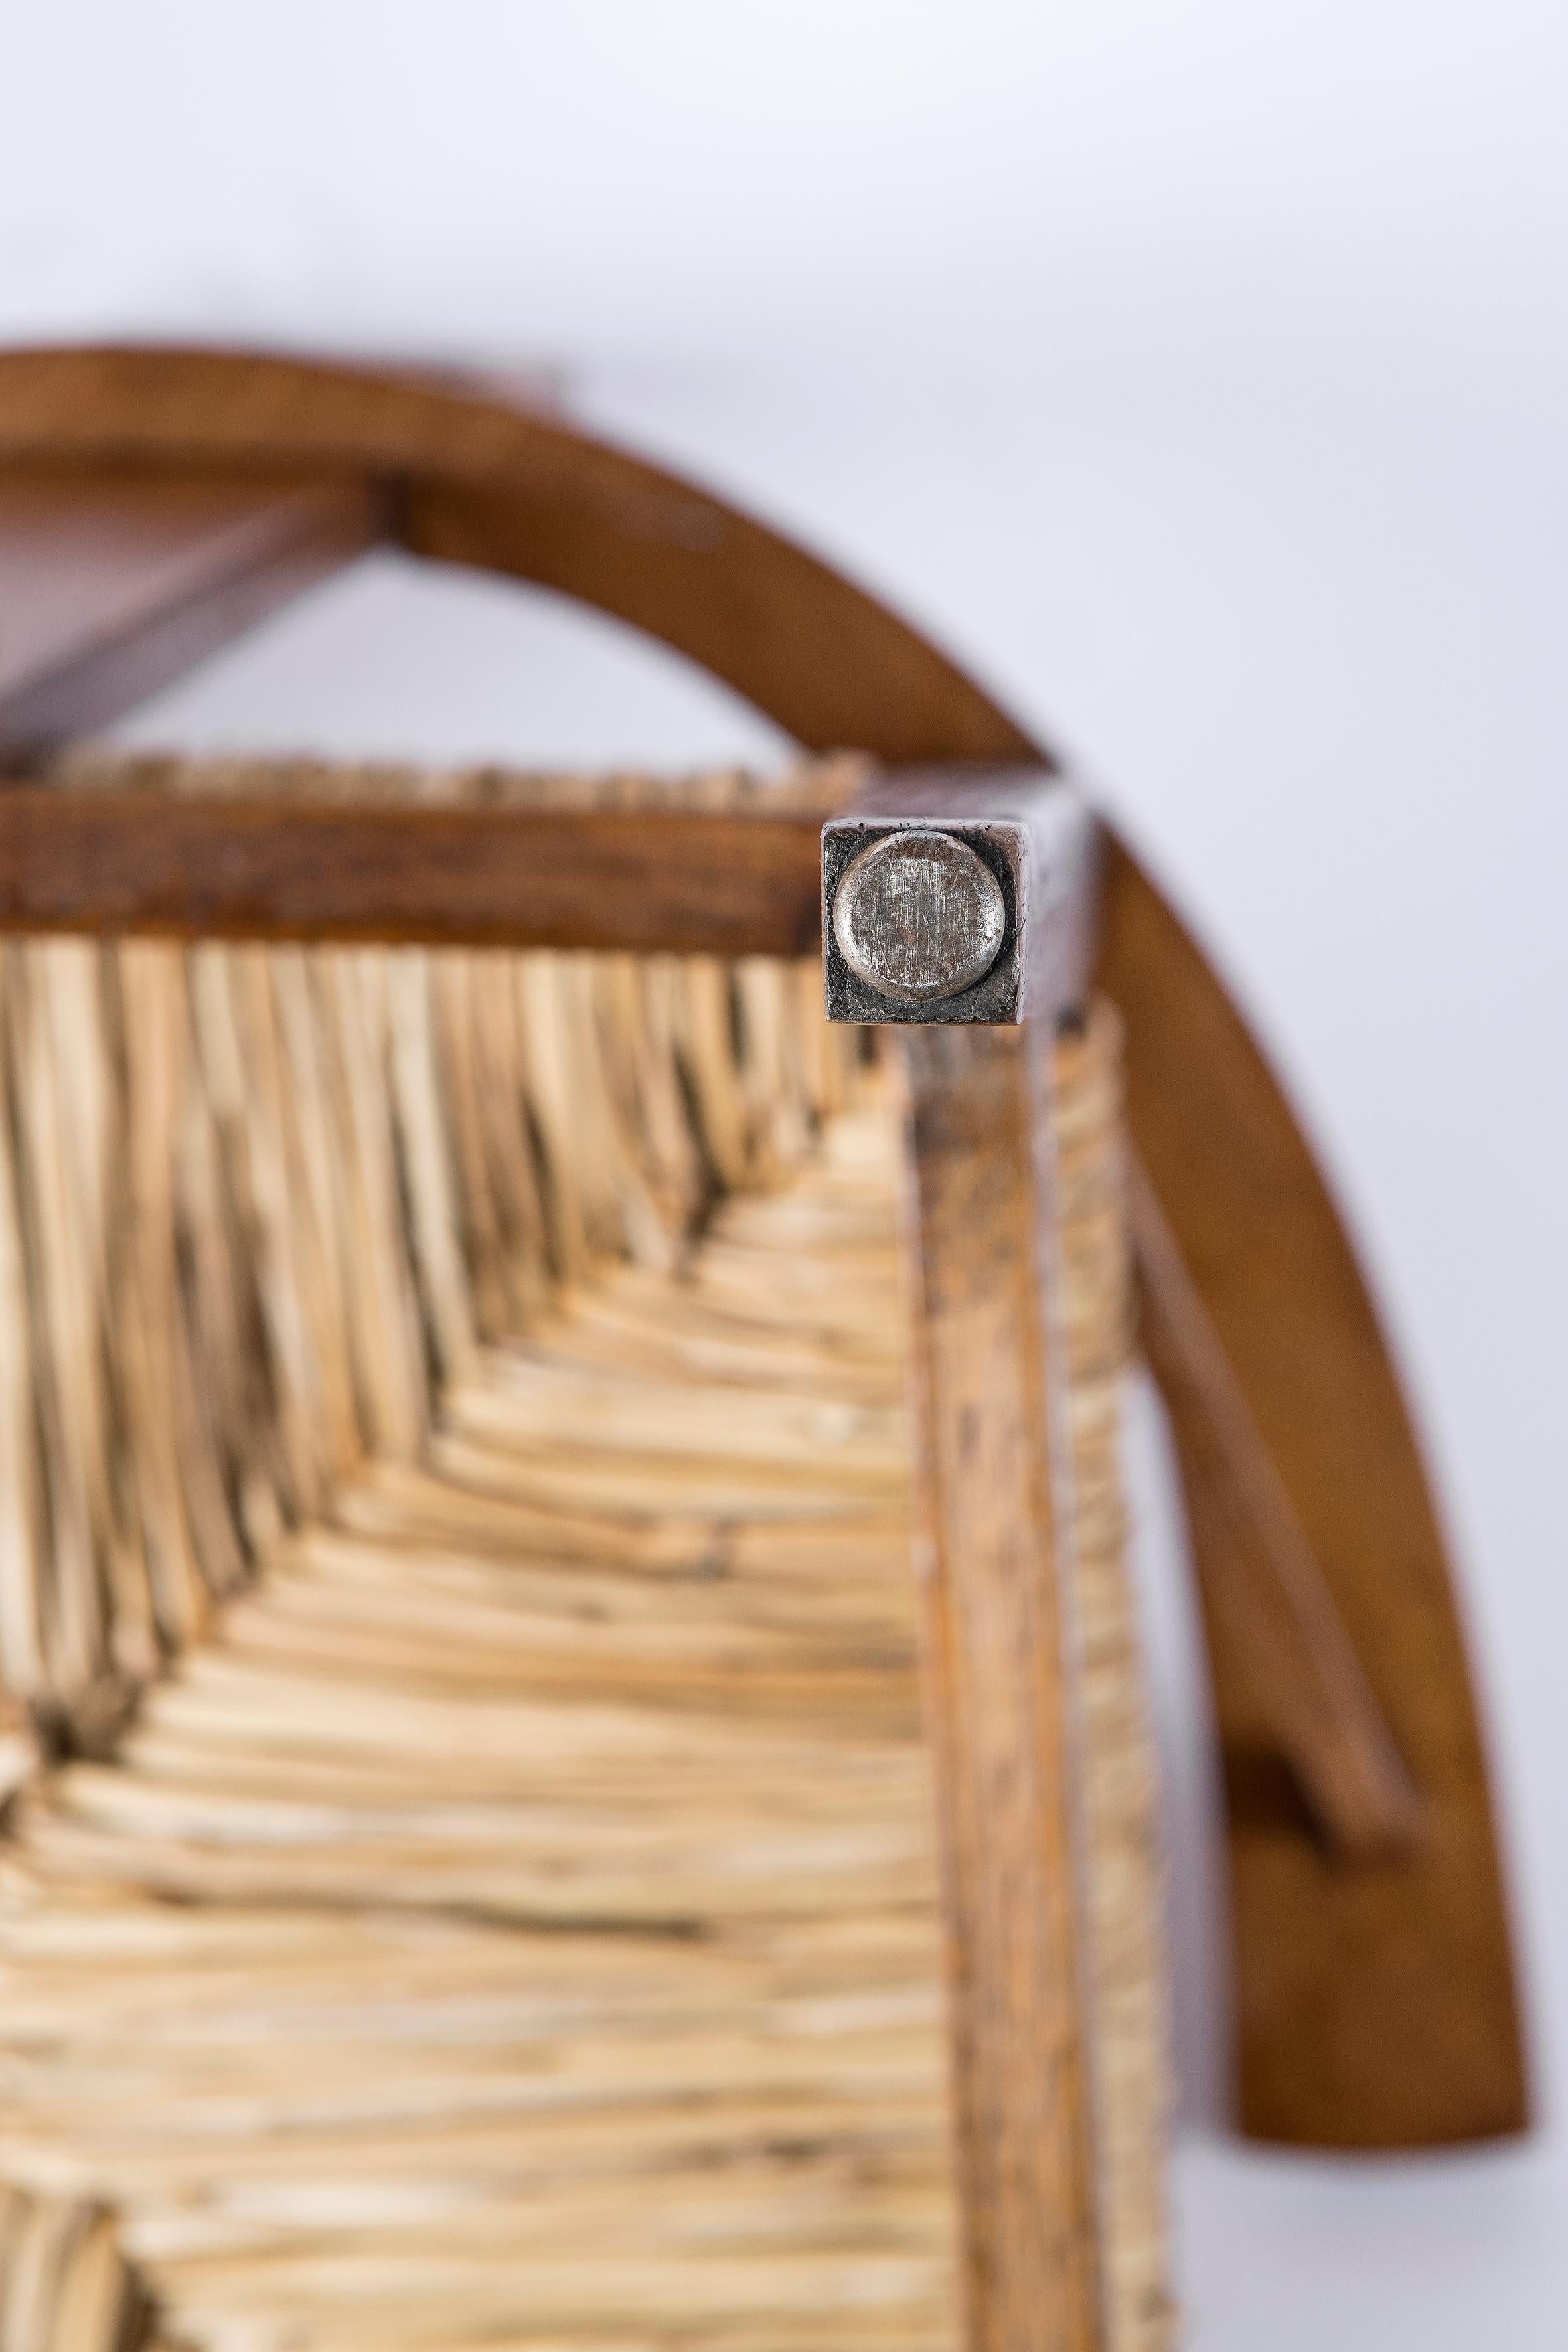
[0,343,1527,2157]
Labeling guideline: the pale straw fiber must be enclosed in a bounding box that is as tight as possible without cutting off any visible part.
[0,756,1171,2352]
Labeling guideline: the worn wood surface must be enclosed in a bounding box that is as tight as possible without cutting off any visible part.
[1105,852,1527,2145]
[0,471,378,755]
[0,783,823,955]
[898,1022,1105,2352]
[0,341,1526,2149]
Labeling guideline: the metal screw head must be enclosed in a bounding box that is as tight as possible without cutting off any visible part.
[830,828,1008,1005]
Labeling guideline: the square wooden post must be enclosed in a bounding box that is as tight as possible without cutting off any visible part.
[898,1019,1107,2352]
[821,779,1110,2351]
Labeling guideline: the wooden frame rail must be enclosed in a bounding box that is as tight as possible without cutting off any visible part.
[0,782,823,956]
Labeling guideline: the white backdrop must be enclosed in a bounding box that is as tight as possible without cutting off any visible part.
[5,5,1567,2342]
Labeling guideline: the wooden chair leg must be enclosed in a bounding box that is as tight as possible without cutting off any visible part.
[897,1020,1107,2352]
[1129,1154,1422,1865]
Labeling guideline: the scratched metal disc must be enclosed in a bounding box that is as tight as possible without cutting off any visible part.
[830,829,1006,1004]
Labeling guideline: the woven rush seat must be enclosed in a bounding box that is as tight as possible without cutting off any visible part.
[0,804,1167,2352]
[2,1113,955,2352]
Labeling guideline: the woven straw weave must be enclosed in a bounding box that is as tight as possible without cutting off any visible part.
[0,759,1171,2352]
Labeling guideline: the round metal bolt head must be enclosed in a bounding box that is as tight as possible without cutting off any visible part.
[831,829,1007,1004]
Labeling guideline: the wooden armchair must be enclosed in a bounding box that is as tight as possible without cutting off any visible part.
[0,345,1526,2352]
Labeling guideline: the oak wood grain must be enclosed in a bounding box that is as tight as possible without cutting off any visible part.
[0,785,823,955]
[898,1022,1105,2352]
[0,341,1526,2150]
[0,471,379,755]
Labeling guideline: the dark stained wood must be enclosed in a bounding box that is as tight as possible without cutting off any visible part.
[0,341,1526,2149]
[0,784,823,955]
[0,471,380,755]
[898,1020,1105,2352]
[1104,848,1528,2145]
[1130,1156,1421,1863]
